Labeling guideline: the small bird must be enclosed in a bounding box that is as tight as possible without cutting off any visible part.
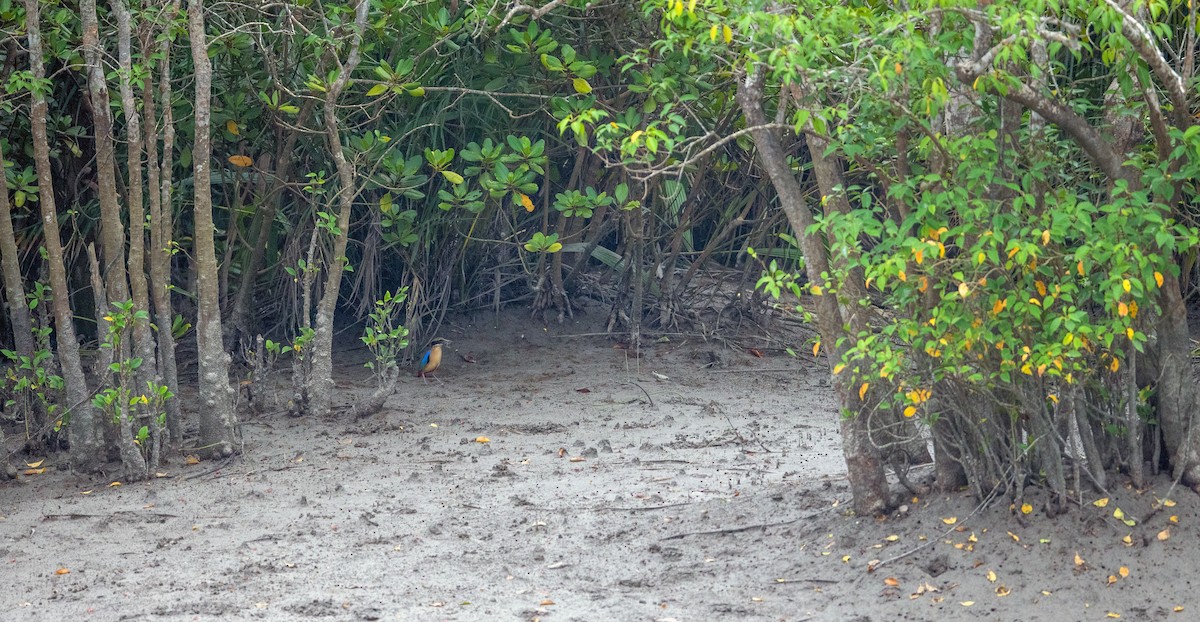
[416,337,450,381]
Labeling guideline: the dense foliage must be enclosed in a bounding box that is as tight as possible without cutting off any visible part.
[2,0,1200,515]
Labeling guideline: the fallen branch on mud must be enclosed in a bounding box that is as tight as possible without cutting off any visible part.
[661,510,825,540]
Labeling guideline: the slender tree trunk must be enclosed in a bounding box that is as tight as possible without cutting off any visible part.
[737,67,890,516]
[147,0,184,445]
[81,0,132,311]
[304,0,369,417]
[26,0,103,471]
[0,139,43,450]
[189,0,239,455]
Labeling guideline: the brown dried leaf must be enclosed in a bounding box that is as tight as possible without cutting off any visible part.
[884,577,899,587]
[1159,528,1172,541]
[55,568,70,575]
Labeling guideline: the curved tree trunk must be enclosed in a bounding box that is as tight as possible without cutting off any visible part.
[737,67,890,516]
[26,0,103,471]
[189,0,239,455]
[304,0,369,418]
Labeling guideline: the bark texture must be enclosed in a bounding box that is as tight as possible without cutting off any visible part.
[189,0,239,455]
[26,0,102,470]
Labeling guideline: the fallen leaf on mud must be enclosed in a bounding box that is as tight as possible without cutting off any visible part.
[1042,590,1052,596]
[575,388,591,393]
[1119,566,1129,578]
[1020,503,1033,514]
[884,535,899,542]
[841,555,851,563]
[884,577,899,587]
[1074,553,1086,568]
[1159,528,1172,541]
[558,448,567,458]
[750,597,763,602]
[1164,499,1177,507]
[26,459,44,468]
[1093,498,1110,508]
[748,348,764,358]
[154,472,168,478]
[960,601,975,607]
[23,468,46,475]
[1007,531,1020,542]
[185,455,201,465]
[569,457,585,462]
[942,517,957,525]
[1107,575,1118,586]
[1113,507,1125,519]
[81,490,93,495]
[54,568,70,575]
[109,481,122,487]
[987,570,997,582]
[540,599,555,606]
[430,423,438,428]
[968,533,978,543]
[1175,606,1185,612]
[475,437,491,443]
[1106,612,1120,618]
[461,353,477,363]
[996,585,1010,596]
[1039,538,1051,544]
[1122,534,1133,546]
[431,602,444,607]
[1170,515,1179,523]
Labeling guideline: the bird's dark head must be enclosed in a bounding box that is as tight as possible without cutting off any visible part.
[430,337,451,347]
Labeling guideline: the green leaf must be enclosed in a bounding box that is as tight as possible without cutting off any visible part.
[572,78,592,94]
[441,170,465,184]
[366,83,389,97]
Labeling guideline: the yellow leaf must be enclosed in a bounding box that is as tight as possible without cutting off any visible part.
[26,459,45,468]
[1164,499,1177,507]
[811,284,823,295]
[185,454,201,465]
[1174,606,1185,612]
[1129,301,1138,318]
[1107,575,1118,585]
[475,436,490,443]
[709,24,719,41]
[942,517,957,525]
[1158,527,1171,541]
[1110,358,1120,373]
[885,535,899,542]
[1122,533,1133,546]
[723,24,733,44]
[987,570,997,582]
[1078,260,1085,276]
[812,341,820,357]
[366,83,389,97]
[1041,229,1051,245]
[572,77,593,94]
[1048,394,1059,404]
[1122,279,1131,293]
[859,383,869,401]
[992,299,1007,315]
[958,282,970,298]
[226,119,239,135]
[1118,302,1129,317]
[914,248,924,264]
[894,62,903,75]
[441,170,465,185]
[1126,327,1134,340]
[228,155,253,167]
[996,585,1011,596]
[1007,531,1020,542]
[833,363,845,375]
[1035,280,1047,297]
[960,601,975,607]
[109,481,122,487]
[1008,246,1020,259]
[842,555,851,562]
[55,568,70,575]
[898,270,906,282]
[903,406,916,418]
[1170,515,1179,523]
[1074,552,1086,567]
[519,193,535,212]
[1119,566,1129,578]
[1155,271,1164,287]
[1020,503,1033,515]
[976,251,986,265]
[540,598,556,606]
[1107,613,1120,618]
[1113,508,1125,520]
[917,276,928,293]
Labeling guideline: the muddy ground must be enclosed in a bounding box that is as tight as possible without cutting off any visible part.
[2,306,1197,621]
